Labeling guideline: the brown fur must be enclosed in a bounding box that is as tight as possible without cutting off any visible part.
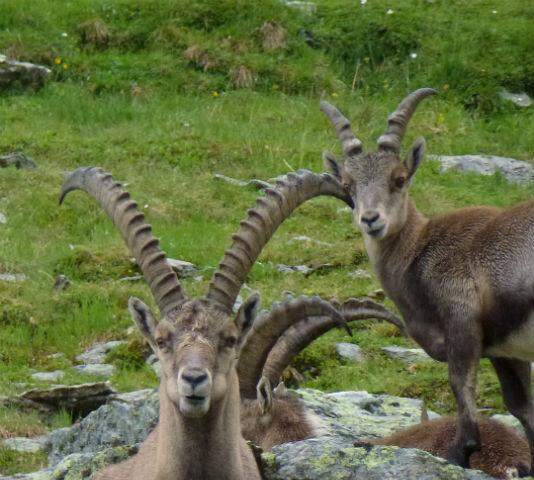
[241,392,314,450]
[356,417,531,479]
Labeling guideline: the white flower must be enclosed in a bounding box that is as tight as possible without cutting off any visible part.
[386,8,394,14]
[410,52,417,59]
[0,54,6,63]
[61,32,68,37]
[492,10,497,14]
[360,0,367,4]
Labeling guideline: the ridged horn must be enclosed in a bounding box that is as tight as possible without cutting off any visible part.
[237,295,346,398]
[59,167,186,315]
[320,101,363,157]
[377,88,437,153]
[262,298,404,386]
[206,170,353,311]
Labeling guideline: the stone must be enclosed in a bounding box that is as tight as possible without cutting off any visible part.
[73,363,114,377]
[277,264,314,274]
[2,435,48,453]
[0,58,51,92]
[166,258,198,277]
[0,272,26,282]
[31,371,65,382]
[382,346,432,364]
[0,212,6,224]
[21,381,116,417]
[348,269,372,280]
[146,354,161,378]
[53,275,70,291]
[289,235,332,247]
[282,1,317,14]
[336,343,364,362]
[499,89,532,108]
[76,340,125,364]
[213,173,272,190]
[491,413,524,436]
[432,154,534,184]
[0,152,37,169]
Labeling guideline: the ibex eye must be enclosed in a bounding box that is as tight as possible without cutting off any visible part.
[225,336,237,348]
[395,177,406,189]
[156,338,167,349]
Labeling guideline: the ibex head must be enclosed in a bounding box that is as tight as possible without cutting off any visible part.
[129,296,258,417]
[60,167,351,417]
[321,88,436,240]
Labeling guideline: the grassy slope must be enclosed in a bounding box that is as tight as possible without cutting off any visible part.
[0,0,534,473]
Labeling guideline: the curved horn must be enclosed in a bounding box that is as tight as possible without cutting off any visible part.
[237,295,346,398]
[60,167,186,315]
[320,101,363,157]
[262,298,404,386]
[377,88,437,153]
[206,170,353,311]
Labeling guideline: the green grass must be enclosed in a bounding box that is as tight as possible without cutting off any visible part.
[1,0,534,474]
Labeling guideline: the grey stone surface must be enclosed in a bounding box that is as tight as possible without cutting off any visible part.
[2,435,48,453]
[289,235,332,247]
[282,0,317,13]
[166,258,197,277]
[499,89,532,107]
[76,340,125,364]
[214,173,272,190]
[0,57,50,92]
[382,345,431,364]
[432,154,534,184]
[348,269,372,280]
[52,275,70,291]
[336,342,364,362]
[73,363,114,377]
[0,212,6,224]
[31,371,65,382]
[0,272,26,282]
[146,354,161,378]
[0,152,37,169]
[491,413,524,436]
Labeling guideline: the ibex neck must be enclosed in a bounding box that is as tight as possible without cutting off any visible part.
[366,198,428,277]
[155,372,245,480]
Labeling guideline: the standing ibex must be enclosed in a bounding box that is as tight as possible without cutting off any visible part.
[321,88,534,473]
[59,166,350,479]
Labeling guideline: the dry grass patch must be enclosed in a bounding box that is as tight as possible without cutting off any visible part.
[230,65,255,89]
[77,18,110,50]
[260,21,287,51]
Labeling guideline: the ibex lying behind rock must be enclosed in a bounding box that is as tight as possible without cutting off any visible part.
[355,416,531,479]
[60,167,351,479]
[321,88,534,473]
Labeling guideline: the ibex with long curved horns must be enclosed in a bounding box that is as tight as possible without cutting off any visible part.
[59,167,351,479]
[321,88,534,474]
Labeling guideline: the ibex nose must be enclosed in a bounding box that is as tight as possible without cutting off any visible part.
[361,211,380,227]
[181,368,208,388]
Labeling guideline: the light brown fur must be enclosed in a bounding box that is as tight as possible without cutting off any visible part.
[356,417,531,479]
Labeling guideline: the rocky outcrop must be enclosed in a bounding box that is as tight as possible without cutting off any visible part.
[0,57,51,92]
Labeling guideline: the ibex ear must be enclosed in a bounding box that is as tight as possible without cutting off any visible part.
[129,297,157,349]
[323,151,343,181]
[235,292,261,345]
[404,137,425,179]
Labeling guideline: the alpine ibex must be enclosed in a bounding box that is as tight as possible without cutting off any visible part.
[355,416,531,479]
[59,166,350,479]
[321,88,534,473]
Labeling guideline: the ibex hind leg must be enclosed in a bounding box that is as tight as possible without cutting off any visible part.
[446,311,482,467]
[490,357,534,476]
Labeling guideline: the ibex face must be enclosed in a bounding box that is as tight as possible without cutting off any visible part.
[129,295,259,418]
[321,88,436,241]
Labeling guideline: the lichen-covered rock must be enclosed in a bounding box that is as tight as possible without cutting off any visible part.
[263,437,494,480]
[47,389,157,464]
[382,345,431,364]
[0,57,50,92]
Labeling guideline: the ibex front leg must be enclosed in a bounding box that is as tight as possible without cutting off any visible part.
[446,306,482,468]
[490,357,534,476]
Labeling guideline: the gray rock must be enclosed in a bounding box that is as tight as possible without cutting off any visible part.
[53,275,70,291]
[146,354,161,378]
[47,389,157,464]
[119,274,143,282]
[336,342,364,362]
[0,212,6,224]
[348,269,372,280]
[214,173,272,190]
[76,340,125,364]
[0,57,50,92]
[277,264,314,274]
[2,435,48,453]
[31,371,65,382]
[264,437,493,480]
[0,152,37,169]
[166,258,197,277]
[289,235,332,247]
[21,381,116,416]
[282,1,317,13]
[0,272,26,282]
[382,346,432,364]
[432,154,534,184]
[491,413,524,436]
[73,363,114,377]
[499,89,532,108]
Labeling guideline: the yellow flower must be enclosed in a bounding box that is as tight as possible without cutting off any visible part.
[437,113,445,124]
[443,84,450,91]
[332,92,338,98]
[211,91,219,97]
[63,63,69,70]
[54,57,62,65]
